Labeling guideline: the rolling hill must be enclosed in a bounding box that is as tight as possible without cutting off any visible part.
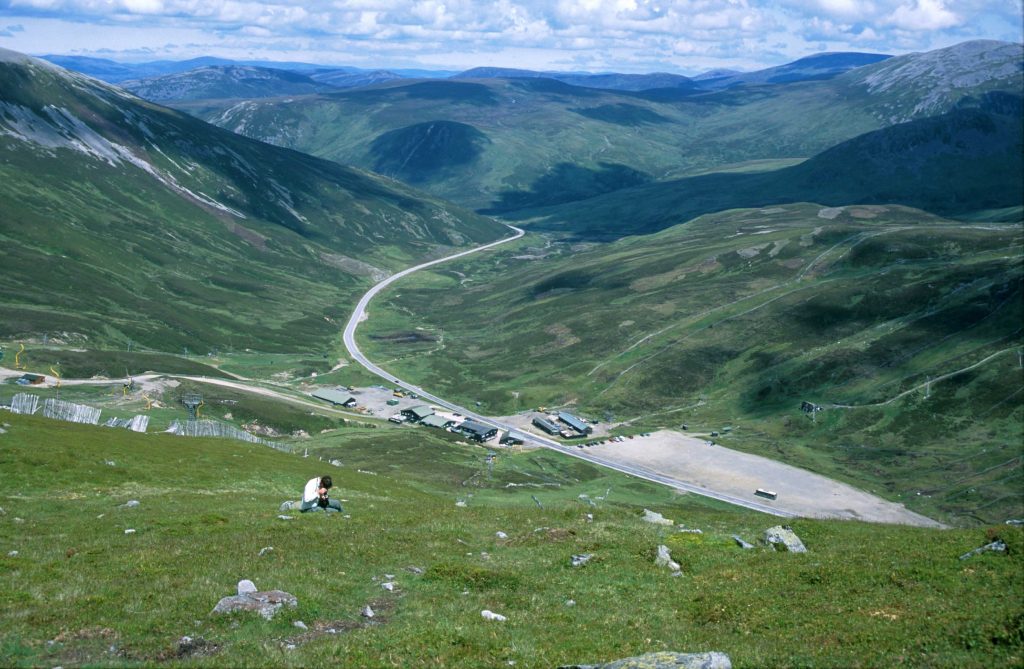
[507,91,1023,238]
[355,203,1022,525]
[204,41,1022,212]
[120,65,338,102]
[0,48,507,353]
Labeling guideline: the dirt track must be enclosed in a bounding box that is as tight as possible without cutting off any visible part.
[588,430,943,527]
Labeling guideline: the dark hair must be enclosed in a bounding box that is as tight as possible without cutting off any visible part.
[320,475,333,489]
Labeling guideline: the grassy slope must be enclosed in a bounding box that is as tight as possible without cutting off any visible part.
[1,413,1021,667]
[0,54,507,354]
[356,205,1023,525]
[510,93,1023,239]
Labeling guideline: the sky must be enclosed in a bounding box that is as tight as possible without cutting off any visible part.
[0,0,1021,74]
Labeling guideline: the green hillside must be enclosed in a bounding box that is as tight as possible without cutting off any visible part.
[205,41,1022,211]
[356,205,1022,525]
[0,50,507,353]
[1,412,1021,667]
[510,92,1023,239]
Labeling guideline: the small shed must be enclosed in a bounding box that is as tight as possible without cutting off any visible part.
[16,373,45,386]
[500,430,526,445]
[532,416,561,435]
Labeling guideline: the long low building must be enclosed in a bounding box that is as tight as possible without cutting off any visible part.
[311,388,357,407]
[420,414,455,429]
[558,411,592,434]
[458,420,498,442]
[532,416,561,435]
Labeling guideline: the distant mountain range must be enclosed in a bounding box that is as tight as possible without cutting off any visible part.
[202,40,1022,213]
[0,48,505,351]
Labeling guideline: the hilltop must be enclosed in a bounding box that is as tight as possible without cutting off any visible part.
[0,49,507,353]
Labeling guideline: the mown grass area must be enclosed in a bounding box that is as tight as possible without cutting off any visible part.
[1,413,1021,668]
[356,205,1023,525]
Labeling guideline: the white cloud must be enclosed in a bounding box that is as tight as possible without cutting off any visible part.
[886,0,960,29]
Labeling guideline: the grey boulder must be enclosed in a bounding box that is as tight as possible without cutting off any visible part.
[212,589,297,620]
[763,526,807,553]
[559,651,732,669]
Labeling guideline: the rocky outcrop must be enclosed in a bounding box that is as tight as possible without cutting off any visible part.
[763,526,807,553]
[212,588,297,620]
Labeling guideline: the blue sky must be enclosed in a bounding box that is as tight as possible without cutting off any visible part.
[0,0,1020,74]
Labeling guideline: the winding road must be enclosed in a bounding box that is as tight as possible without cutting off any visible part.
[340,225,808,519]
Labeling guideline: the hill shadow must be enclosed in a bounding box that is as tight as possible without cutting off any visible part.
[371,120,489,183]
[483,162,653,213]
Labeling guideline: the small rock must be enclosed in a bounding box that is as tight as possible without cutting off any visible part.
[277,515,294,521]
[481,609,507,622]
[121,500,140,509]
[677,528,703,534]
[0,506,6,515]
[258,546,274,556]
[732,535,755,549]
[959,539,1008,561]
[330,459,343,467]
[405,566,425,575]
[763,526,807,553]
[278,501,294,512]
[654,545,680,572]
[237,579,257,595]
[642,509,674,526]
[361,606,375,619]
[381,581,396,591]
[96,513,105,519]
[293,620,307,630]
[211,589,298,620]
[571,553,594,568]
[565,599,576,607]
[124,529,136,535]
[480,552,490,560]
[13,517,24,524]
[496,531,508,540]
[105,460,116,466]
[384,574,395,579]
[285,644,296,651]
[1005,519,1023,526]
[585,513,594,522]
[455,500,467,507]
[8,550,18,557]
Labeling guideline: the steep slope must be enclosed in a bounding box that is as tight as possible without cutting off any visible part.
[205,41,1022,211]
[697,51,891,88]
[512,92,1023,238]
[0,49,507,352]
[120,65,337,102]
[357,204,1023,524]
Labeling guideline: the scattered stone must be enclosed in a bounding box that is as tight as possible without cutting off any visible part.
[285,644,296,651]
[8,550,18,557]
[97,514,105,519]
[277,515,294,521]
[279,501,295,512]
[384,574,395,579]
[211,589,298,620]
[763,526,807,553]
[120,500,140,509]
[678,528,703,534]
[258,547,274,556]
[571,553,594,568]
[330,459,343,467]
[105,460,116,466]
[361,606,375,619]
[237,580,257,595]
[293,620,307,630]
[381,582,396,592]
[959,540,1008,560]
[405,566,425,575]
[654,545,680,572]
[642,509,674,526]
[175,635,219,659]
[455,500,468,508]
[565,599,576,607]
[496,531,508,540]
[480,552,491,560]
[124,529,136,535]
[0,507,5,515]
[481,609,507,622]
[1006,519,1024,526]
[13,517,24,524]
[585,513,594,522]
[732,535,755,550]
[0,427,6,435]
[558,651,732,669]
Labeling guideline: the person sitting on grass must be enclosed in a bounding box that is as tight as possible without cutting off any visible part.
[300,475,343,513]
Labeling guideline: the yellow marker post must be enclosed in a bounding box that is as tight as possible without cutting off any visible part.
[49,365,61,390]
[14,344,25,370]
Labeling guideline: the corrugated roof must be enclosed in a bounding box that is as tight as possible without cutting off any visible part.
[403,404,434,419]
[459,420,494,435]
[311,389,355,405]
[558,411,589,432]
[420,414,452,428]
